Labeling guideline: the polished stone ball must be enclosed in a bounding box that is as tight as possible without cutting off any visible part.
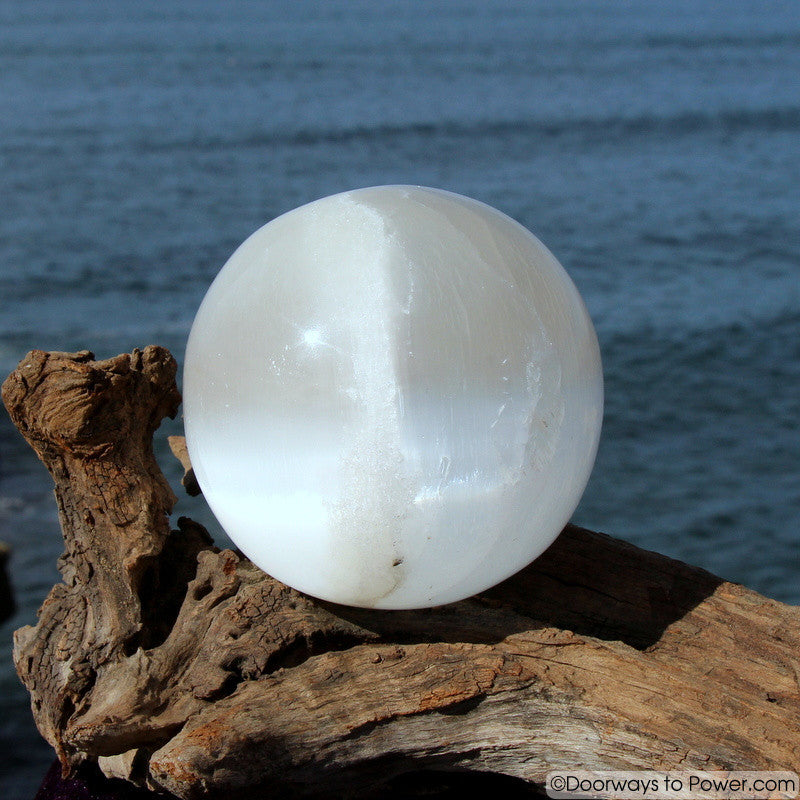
[184,186,603,609]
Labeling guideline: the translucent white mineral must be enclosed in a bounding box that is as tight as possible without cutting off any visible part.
[183,186,603,609]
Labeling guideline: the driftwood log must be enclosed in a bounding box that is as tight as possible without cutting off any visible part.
[3,347,800,798]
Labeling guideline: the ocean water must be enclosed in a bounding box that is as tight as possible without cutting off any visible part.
[1,1,798,796]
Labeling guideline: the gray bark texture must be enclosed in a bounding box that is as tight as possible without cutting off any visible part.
[3,347,799,799]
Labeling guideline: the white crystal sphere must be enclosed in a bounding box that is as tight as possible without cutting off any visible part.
[184,186,603,609]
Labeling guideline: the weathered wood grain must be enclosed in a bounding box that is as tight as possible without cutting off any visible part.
[4,347,799,799]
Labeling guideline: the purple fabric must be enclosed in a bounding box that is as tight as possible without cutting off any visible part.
[34,760,158,800]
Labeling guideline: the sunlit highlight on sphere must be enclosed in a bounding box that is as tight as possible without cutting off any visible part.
[183,186,603,609]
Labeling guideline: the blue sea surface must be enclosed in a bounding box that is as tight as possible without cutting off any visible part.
[1,1,799,796]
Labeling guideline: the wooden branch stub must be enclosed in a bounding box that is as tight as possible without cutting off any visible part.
[168,435,201,497]
[3,347,799,799]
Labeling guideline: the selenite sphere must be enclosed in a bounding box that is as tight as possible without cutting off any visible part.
[184,186,603,609]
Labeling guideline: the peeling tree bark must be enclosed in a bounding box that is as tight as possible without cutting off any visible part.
[3,347,800,799]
